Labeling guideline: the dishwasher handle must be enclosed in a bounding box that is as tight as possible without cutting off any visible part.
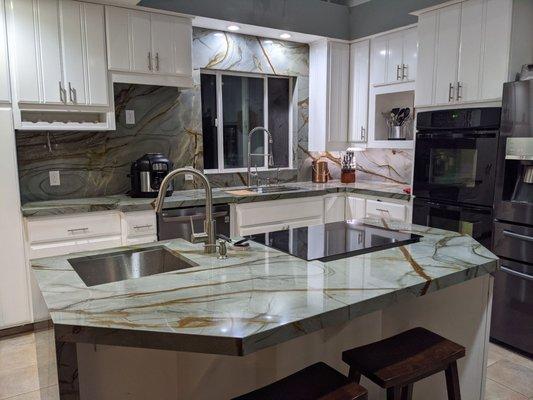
[500,265,533,282]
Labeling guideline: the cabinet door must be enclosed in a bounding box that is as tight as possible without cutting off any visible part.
[151,13,176,75]
[38,0,63,104]
[434,4,461,105]
[402,27,418,81]
[480,0,512,101]
[386,31,404,83]
[327,41,350,147]
[130,10,152,74]
[105,6,131,71]
[346,196,366,220]
[171,17,192,76]
[370,35,387,85]
[0,0,10,102]
[457,0,483,103]
[415,11,437,106]
[348,40,369,143]
[60,0,86,105]
[82,3,108,106]
[324,195,346,223]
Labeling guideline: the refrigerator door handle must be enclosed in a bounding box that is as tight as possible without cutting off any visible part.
[500,265,533,282]
[503,230,533,242]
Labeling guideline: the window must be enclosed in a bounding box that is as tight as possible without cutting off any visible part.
[201,71,292,172]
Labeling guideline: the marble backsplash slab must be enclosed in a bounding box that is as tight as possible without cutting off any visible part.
[15,27,412,203]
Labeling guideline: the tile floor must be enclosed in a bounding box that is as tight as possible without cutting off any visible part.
[0,329,531,399]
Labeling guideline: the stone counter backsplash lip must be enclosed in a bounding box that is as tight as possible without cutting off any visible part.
[20,180,411,217]
[31,218,497,356]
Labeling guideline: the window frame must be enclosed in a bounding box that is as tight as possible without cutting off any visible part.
[201,69,294,174]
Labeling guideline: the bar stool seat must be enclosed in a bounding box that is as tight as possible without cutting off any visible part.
[342,327,465,400]
[233,362,368,400]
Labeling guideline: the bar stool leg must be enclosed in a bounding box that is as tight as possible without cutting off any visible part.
[387,386,402,400]
[348,367,361,383]
[445,361,461,400]
[401,384,413,400]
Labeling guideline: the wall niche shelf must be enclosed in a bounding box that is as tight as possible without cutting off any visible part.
[368,81,415,149]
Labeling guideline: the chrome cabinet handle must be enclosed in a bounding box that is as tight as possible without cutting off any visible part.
[503,230,533,242]
[68,83,77,103]
[148,52,153,71]
[155,52,160,71]
[133,224,153,230]
[402,64,408,80]
[448,83,455,102]
[500,266,533,281]
[67,227,88,234]
[376,208,391,214]
[59,81,66,103]
[360,126,366,141]
[396,65,401,80]
[456,81,462,101]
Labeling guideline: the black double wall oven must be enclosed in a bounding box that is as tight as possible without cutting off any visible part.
[413,108,501,248]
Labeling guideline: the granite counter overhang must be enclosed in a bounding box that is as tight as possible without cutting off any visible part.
[21,180,410,217]
[31,219,498,357]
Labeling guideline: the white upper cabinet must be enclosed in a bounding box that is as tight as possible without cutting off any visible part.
[348,40,370,143]
[0,0,10,103]
[6,0,109,107]
[105,6,193,87]
[415,0,512,107]
[370,27,418,86]
[309,39,350,151]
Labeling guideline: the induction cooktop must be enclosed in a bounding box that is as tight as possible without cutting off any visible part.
[246,220,422,262]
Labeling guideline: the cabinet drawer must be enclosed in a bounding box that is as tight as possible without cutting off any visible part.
[366,199,406,221]
[27,212,121,244]
[124,235,158,246]
[121,211,157,238]
[236,197,323,230]
[29,236,122,259]
[239,216,323,236]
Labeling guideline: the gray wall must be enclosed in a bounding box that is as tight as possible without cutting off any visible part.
[348,0,450,39]
[139,0,350,40]
[140,0,451,40]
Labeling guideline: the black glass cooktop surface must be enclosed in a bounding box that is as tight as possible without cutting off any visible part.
[246,220,422,262]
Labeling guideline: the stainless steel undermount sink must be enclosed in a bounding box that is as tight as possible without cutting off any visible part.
[248,185,304,194]
[68,246,198,287]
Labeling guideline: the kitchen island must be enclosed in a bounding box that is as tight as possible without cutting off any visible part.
[31,218,497,400]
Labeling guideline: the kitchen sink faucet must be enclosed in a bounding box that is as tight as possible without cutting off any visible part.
[247,126,274,187]
[153,167,217,254]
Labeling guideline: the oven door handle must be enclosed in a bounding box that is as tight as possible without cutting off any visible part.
[500,265,533,281]
[503,230,533,242]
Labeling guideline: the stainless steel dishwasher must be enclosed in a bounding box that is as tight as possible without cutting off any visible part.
[157,204,230,241]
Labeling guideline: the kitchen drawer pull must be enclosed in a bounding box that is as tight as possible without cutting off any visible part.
[500,266,533,282]
[503,230,533,242]
[67,227,89,233]
[376,208,391,213]
[133,224,153,230]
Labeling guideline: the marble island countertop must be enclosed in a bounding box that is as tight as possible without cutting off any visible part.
[31,218,497,356]
[21,180,410,217]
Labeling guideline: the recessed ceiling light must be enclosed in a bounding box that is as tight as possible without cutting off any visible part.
[214,32,224,37]
[227,25,240,31]
[279,33,291,39]
[264,40,273,44]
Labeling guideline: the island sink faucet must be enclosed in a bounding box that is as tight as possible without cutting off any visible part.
[247,126,274,187]
[153,167,217,254]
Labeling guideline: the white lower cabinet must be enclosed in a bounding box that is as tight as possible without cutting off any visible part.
[26,212,122,259]
[346,196,367,220]
[231,197,324,236]
[324,195,346,223]
[366,199,407,221]
[121,211,157,245]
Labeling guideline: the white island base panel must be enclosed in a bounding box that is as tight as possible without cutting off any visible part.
[72,275,493,400]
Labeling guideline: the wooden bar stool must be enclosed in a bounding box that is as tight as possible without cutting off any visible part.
[342,327,465,400]
[232,362,368,400]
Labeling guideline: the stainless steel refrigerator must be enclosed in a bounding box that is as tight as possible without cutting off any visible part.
[490,79,533,356]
